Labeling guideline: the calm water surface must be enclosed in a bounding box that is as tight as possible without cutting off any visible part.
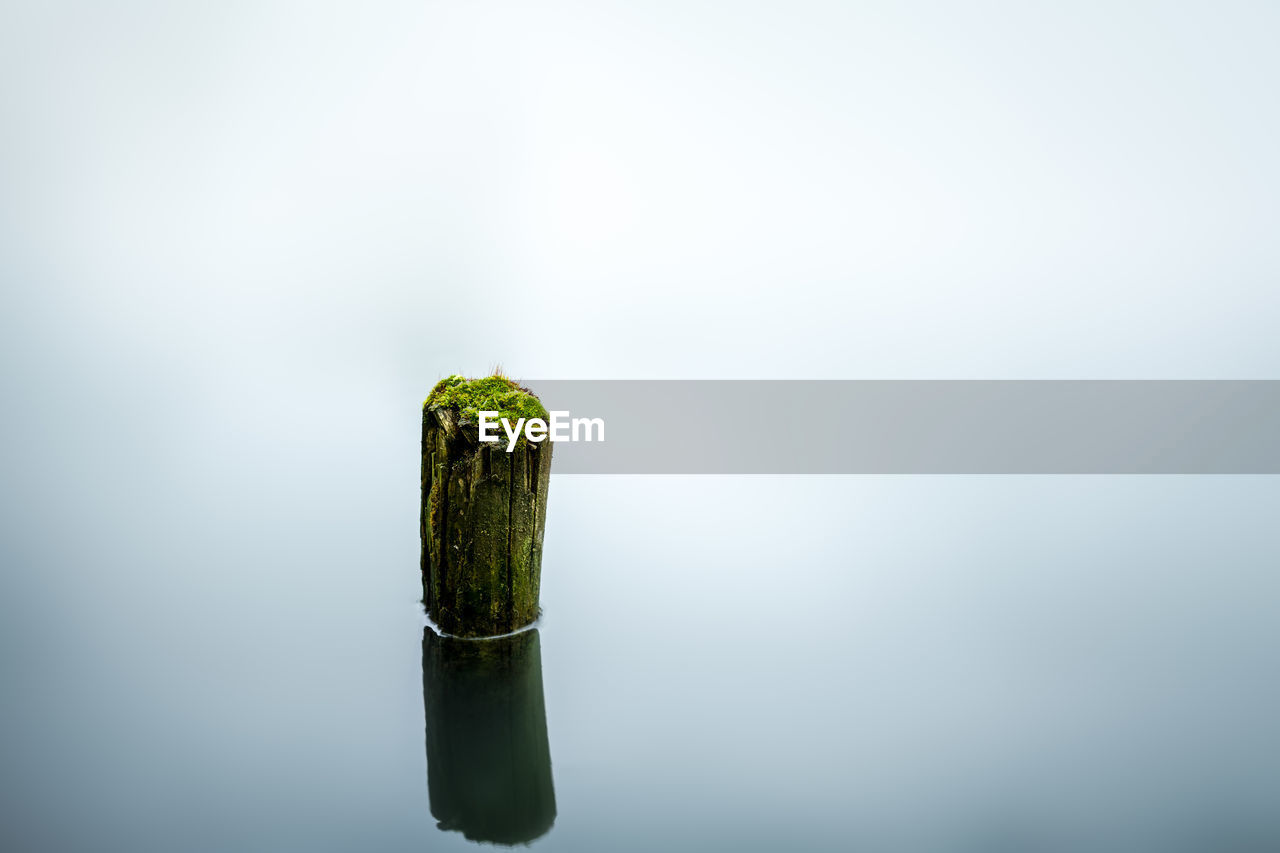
[3,472,1279,852]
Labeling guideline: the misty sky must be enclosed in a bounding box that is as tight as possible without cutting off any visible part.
[3,1,1278,400]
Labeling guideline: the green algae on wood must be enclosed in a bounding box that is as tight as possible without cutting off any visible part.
[421,374,551,637]
[425,374,548,427]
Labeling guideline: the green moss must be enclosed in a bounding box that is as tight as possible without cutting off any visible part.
[425,374,549,424]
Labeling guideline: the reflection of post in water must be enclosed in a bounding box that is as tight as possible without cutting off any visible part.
[423,627,556,845]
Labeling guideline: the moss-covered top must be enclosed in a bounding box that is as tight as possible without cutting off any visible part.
[425,374,548,424]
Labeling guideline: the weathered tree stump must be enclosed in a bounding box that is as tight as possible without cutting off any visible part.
[421,375,552,638]
[423,627,556,844]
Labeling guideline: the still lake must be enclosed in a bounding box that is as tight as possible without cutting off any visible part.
[3,473,1279,852]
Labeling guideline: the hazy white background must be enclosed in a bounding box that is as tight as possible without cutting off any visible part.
[4,1,1278,391]
[2,2,1278,850]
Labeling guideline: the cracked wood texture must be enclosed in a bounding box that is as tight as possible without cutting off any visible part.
[421,407,551,637]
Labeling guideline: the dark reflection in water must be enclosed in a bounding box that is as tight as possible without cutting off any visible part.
[423,627,557,846]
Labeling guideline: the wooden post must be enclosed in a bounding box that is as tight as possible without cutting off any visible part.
[421,375,552,638]
[423,627,556,844]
